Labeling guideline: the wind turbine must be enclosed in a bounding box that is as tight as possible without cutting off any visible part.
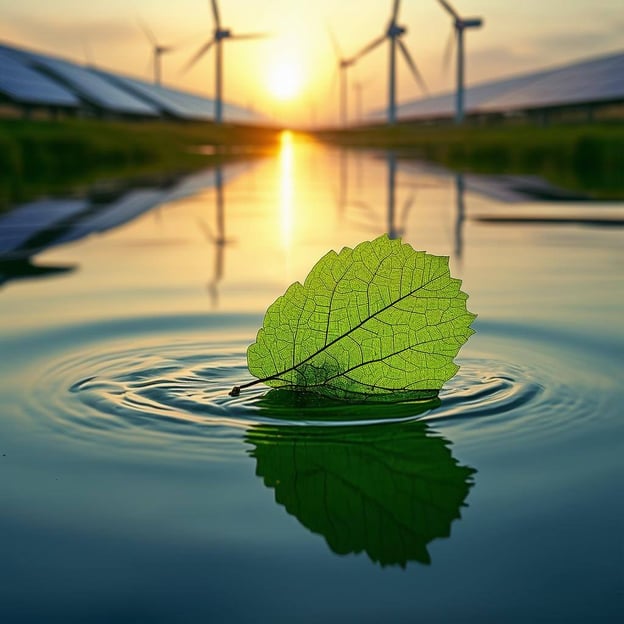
[327,26,355,127]
[352,0,428,125]
[138,20,175,85]
[184,0,266,124]
[437,0,483,124]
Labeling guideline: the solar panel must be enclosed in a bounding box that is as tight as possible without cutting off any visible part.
[93,69,214,120]
[394,70,550,121]
[0,47,79,108]
[92,68,261,123]
[390,50,624,121]
[1,45,159,117]
[1,42,262,122]
[481,52,624,112]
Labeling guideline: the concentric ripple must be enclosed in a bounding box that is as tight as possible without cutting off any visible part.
[24,318,618,452]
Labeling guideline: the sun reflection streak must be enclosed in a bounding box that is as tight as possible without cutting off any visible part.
[279,131,295,257]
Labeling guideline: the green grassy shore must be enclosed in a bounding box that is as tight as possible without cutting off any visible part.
[315,122,624,199]
[0,118,281,210]
[2,118,623,210]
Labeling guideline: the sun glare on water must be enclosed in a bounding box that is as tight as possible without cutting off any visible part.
[267,60,303,101]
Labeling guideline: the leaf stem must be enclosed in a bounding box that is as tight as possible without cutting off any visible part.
[229,374,279,397]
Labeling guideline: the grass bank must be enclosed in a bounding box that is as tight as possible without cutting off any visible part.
[315,122,624,199]
[0,118,280,210]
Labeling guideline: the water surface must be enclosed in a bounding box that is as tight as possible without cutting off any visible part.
[1,134,622,622]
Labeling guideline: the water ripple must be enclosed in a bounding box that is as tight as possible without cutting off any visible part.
[24,317,616,453]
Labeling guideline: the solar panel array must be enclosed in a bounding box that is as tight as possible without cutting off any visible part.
[480,52,624,112]
[93,69,215,120]
[386,50,624,122]
[1,40,622,123]
[0,42,259,122]
[93,68,259,123]
[386,71,550,121]
[2,46,160,117]
[0,47,79,108]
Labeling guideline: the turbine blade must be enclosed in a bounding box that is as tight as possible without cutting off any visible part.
[137,18,157,46]
[326,22,342,60]
[391,0,401,23]
[352,34,386,62]
[442,27,455,73]
[229,32,269,40]
[210,0,221,29]
[437,0,460,20]
[397,39,428,95]
[182,39,214,74]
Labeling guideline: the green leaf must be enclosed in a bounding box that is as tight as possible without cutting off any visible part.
[235,234,475,400]
[246,419,476,567]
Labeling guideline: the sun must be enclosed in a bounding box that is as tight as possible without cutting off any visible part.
[267,60,303,101]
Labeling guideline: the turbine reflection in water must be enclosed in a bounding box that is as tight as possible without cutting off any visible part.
[246,399,476,568]
[197,164,233,308]
[335,150,467,260]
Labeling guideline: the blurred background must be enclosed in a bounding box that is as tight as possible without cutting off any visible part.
[0,0,623,126]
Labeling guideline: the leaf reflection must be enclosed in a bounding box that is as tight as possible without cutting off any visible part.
[246,412,476,568]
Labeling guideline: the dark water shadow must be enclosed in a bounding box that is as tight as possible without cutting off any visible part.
[474,216,624,227]
[253,388,441,420]
[245,407,476,568]
[0,258,76,288]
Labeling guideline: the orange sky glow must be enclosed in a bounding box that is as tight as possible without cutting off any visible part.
[0,0,622,126]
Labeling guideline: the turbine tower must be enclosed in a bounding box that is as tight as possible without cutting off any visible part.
[437,0,483,124]
[138,20,174,85]
[352,0,427,125]
[327,26,355,127]
[184,0,266,124]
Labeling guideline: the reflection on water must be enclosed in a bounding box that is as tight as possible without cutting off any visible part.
[0,135,622,620]
[8,134,618,305]
[279,131,295,252]
[337,151,461,256]
[197,165,232,307]
[0,159,257,291]
[386,151,416,240]
[0,258,76,287]
[246,418,476,567]
[454,174,465,262]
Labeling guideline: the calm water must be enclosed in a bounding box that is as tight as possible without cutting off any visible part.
[1,134,622,623]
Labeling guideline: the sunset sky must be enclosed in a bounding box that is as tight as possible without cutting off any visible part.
[0,0,622,126]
